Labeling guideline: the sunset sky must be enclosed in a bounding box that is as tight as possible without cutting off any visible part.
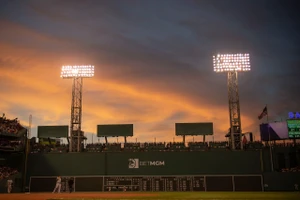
[0,0,299,143]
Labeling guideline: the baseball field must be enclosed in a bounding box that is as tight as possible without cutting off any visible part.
[0,192,300,200]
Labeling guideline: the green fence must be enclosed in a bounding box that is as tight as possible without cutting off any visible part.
[0,152,25,193]
[2,138,300,193]
[0,152,24,170]
[263,172,300,191]
[29,175,263,192]
[27,151,262,178]
[12,148,300,192]
[27,153,106,176]
[106,151,262,175]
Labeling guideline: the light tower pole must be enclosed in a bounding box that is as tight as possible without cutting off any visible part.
[213,54,250,150]
[61,65,94,152]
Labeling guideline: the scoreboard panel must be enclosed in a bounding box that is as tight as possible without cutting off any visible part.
[103,176,205,192]
[30,175,262,192]
[287,119,300,138]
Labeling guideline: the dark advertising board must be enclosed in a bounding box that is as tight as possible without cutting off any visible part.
[37,125,68,138]
[175,122,213,136]
[97,124,133,137]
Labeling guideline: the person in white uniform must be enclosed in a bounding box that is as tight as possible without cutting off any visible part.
[7,179,13,193]
[53,176,62,193]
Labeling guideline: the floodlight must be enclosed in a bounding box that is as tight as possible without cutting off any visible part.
[61,65,94,78]
[212,53,251,150]
[213,54,250,72]
[61,64,94,152]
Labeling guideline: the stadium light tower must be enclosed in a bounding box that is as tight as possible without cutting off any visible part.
[61,65,94,152]
[213,54,250,150]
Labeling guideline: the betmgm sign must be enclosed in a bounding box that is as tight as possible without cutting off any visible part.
[128,158,165,169]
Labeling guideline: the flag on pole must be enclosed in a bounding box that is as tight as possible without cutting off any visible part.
[242,135,248,144]
[258,106,268,120]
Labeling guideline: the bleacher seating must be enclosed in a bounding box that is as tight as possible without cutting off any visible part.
[281,166,300,172]
[273,142,300,147]
[0,166,18,180]
[188,142,208,151]
[166,142,186,151]
[102,143,121,152]
[245,141,264,150]
[0,115,27,154]
[86,143,103,152]
[0,115,24,136]
[124,143,140,152]
[27,139,300,154]
[143,142,165,151]
[0,140,21,151]
[30,143,68,153]
[209,141,228,150]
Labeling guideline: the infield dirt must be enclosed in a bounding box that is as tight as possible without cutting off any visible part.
[0,192,157,200]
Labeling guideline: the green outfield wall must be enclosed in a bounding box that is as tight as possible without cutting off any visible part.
[27,152,106,176]
[0,152,25,193]
[8,147,298,192]
[263,172,300,191]
[26,151,265,192]
[0,152,24,170]
[27,151,262,178]
[106,151,262,175]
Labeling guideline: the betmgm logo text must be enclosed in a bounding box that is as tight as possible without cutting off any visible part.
[128,158,165,169]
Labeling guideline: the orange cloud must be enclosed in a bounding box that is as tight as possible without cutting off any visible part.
[0,20,259,143]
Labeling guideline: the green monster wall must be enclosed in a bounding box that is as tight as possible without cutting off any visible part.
[27,153,106,176]
[27,151,262,177]
[24,149,300,192]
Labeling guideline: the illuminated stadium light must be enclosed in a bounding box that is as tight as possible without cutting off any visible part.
[61,64,95,152]
[212,53,251,150]
[61,65,94,78]
[213,54,250,72]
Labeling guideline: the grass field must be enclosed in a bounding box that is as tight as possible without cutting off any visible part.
[46,192,299,200]
[1,192,300,200]
[147,192,299,200]
[133,192,300,200]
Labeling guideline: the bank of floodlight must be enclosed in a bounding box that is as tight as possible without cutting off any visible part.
[213,54,250,72]
[61,65,94,152]
[213,53,251,150]
[61,65,94,78]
